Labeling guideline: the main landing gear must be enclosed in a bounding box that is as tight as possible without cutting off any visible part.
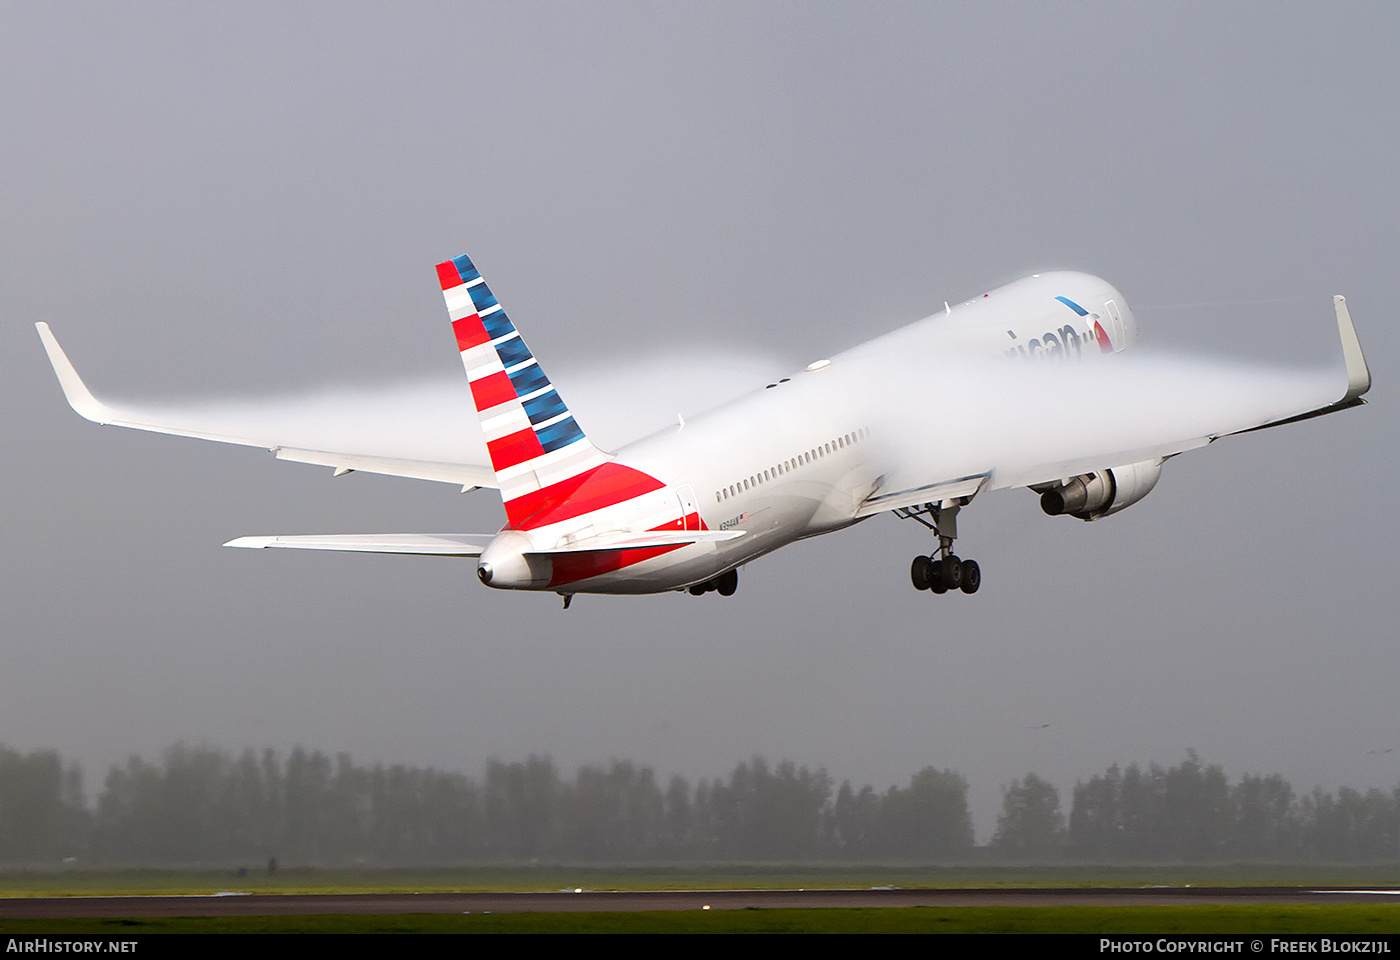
[900,500,981,596]
[689,568,738,597]
[911,552,980,594]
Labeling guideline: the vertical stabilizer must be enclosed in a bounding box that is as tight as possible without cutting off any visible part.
[437,255,610,526]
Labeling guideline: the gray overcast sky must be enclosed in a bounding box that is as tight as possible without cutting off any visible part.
[2,2,1397,840]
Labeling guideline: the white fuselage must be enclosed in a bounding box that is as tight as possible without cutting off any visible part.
[482,272,1133,594]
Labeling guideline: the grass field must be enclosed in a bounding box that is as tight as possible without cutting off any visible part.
[1,861,1399,897]
[1,906,1400,934]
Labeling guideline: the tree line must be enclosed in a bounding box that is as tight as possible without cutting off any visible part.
[0,744,1396,864]
[991,752,1400,861]
[0,744,968,864]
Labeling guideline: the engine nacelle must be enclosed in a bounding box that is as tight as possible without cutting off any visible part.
[1037,459,1163,521]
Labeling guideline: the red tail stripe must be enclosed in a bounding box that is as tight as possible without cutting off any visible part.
[487,428,545,471]
[506,462,666,530]
[452,315,489,351]
[515,463,665,531]
[469,370,518,412]
[437,261,465,290]
[503,469,595,527]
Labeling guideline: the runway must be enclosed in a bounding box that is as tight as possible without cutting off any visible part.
[3,887,1398,918]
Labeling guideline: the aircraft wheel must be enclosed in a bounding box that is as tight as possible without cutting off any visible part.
[941,555,964,590]
[928,559,948,594]
[689,583,707,596]
[959,559,981,594]
[716,569,738,596]
[910,555,934,591]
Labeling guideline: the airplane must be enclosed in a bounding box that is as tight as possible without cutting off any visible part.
[36,254,1371,606]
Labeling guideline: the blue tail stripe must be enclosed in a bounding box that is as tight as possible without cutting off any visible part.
[523,389,568,424]
[537,416,585,452]
[509,363,551,397]
[469,285,500,313]
[481,310,515,341]
[495,335,533,369]
[451,255,481,285]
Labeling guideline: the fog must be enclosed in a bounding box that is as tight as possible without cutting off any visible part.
[876,350,1342,493]
[2,2,1396,844]
[101,349,788,466]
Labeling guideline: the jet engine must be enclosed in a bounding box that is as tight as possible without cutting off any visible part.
[1036,459,1163,521]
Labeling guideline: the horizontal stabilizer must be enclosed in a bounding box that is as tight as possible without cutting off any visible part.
[225,529,744,557]
[538,529,745,554]
[225,534,494,556]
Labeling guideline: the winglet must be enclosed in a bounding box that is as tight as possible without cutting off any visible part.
[1335,295,1371,403]
[1229,295,1373,437]
[35,322,117,424]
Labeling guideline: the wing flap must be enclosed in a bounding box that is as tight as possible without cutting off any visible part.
[856,473,989,518]
[272,448,495,488]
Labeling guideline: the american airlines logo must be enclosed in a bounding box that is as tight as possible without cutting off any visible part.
[1004,295,1114,361]
[1004,322,1091,361]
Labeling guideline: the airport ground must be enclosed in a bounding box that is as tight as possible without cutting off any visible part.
[0,864,1398,933]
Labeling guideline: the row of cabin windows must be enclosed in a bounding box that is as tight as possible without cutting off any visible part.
[714,427,870,503]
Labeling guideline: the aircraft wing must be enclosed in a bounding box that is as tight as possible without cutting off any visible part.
[859,295,1371,516]
[36,323,498,490]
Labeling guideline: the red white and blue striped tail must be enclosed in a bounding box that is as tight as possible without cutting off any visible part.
[437,254,610,527]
